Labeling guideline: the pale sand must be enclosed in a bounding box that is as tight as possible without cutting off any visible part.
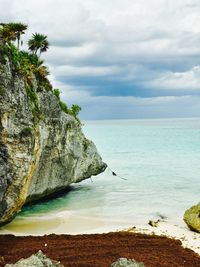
[123,222,200,255]
[0,213,199,255]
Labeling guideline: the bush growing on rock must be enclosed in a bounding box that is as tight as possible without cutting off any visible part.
[0,22,81,123]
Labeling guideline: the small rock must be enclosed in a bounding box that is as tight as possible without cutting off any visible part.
[111,258,145,267]
[157,214,167,220]
[148,219,160,227]
[5,250,63,267]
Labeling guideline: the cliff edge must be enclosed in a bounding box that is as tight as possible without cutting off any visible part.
[0,55,106,225]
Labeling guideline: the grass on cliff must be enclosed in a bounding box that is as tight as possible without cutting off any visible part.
[0,22,81,124]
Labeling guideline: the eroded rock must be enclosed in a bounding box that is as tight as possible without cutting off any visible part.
[111,258,145,267]
[0,57,106,225]
[5,250,63,267]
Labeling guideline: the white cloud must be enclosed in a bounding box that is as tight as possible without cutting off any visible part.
[149,66,200,90]
[44,42,102,66]
[7,0,200,57]
[2,0,200,118]
[51,65,121,77]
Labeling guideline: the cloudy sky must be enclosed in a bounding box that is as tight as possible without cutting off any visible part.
[1,0,200,119]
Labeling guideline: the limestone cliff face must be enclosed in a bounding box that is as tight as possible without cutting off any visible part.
[0,59,106,225]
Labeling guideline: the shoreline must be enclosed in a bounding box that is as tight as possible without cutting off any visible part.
[0,216,199,255]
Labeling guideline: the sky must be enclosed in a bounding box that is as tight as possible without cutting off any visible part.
[1,0,200,119]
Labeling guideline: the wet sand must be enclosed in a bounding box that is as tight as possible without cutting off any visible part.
[1,232,200,267]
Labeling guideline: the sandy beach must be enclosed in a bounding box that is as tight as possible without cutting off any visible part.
[1,212,200,255]
[1,216,200,266]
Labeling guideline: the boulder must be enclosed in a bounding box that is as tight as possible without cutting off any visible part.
[111,258,145,267]
[5,250,63,267]
[184,203,200,233]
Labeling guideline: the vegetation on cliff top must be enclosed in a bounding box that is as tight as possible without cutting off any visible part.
[0,22,81,124]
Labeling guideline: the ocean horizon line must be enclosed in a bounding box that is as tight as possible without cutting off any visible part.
[83,117,200,123]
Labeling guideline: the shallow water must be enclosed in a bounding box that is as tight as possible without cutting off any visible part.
[1,118,200,234]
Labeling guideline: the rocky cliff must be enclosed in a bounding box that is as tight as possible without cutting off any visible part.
[0,58,106,225]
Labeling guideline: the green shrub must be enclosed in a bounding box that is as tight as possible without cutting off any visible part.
[70,104,81,117]
[0,43,9,64]
[53,88,60,100]
[9,43,20,66]
[0,87,5,96]
[26,85,40,123]
[59,100,81,126]
[19,51,43,67]
[20,127,32,137]
[59,101,68,113]
[83,138,90,151]
[37,78,52,91]
[26,86,38,104]
[67,104,81,125]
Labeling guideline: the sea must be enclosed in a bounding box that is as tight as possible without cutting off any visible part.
[0,118,200,235]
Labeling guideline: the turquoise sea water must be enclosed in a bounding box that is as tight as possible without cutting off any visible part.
[2,118,200,233]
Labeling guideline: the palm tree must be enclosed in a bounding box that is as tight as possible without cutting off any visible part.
[28,33,49,56]
[0,23,27,48]
[7,23,27,49]
[0,25,16,45]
